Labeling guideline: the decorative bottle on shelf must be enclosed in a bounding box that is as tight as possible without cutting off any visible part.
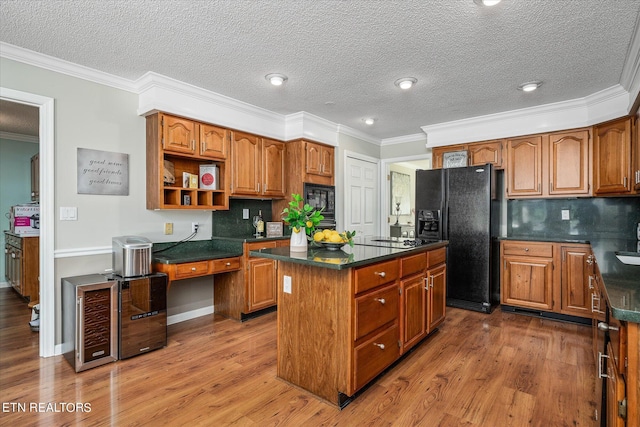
[253,210,265,237]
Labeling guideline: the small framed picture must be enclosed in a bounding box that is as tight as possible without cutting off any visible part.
[266,222,283,237]
[183,195,191,206]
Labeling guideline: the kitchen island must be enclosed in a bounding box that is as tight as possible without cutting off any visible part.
[251,239,448,407]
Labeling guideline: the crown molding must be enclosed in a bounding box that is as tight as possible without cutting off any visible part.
[0,42,138,93]
[380,133,427,146]
[284,111,340,146]
[422,85,630,147]
[621,11,640,111]
[337,124,381,146]
[0,131,38,143]
[136,72,286,140]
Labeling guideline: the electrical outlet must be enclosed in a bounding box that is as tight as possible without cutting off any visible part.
[192,222,199,233]
[243,208,250,220]
[164,223,173,235]
[283,275,292,294]
[561,209,570,220]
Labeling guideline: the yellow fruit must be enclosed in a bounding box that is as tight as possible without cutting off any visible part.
[323,229,332,238]
[306,221,313,228]
[313,231,324,242]
[329,233,344,243]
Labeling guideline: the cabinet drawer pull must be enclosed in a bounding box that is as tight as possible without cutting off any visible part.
[191,267,197,271]
[598,352,609,379]
[373,343,385,350]
[374,271,386,278]
[225,262,231,266]
[524,248,529,252]
[597,322,619,332]
[374,298,386,305]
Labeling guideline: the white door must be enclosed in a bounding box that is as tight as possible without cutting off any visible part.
[345,155,379,237]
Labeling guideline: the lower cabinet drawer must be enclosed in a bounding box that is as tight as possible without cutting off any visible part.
[353,324,400,391]
[354,284,399,340]
[502,241,553,258]
[175,261,210,279]
[354,260,399,294]
[212,257,241,273]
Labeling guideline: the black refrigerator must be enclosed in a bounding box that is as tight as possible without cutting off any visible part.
[415,164,502,313]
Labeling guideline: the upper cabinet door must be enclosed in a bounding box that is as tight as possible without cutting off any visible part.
[305,141,323,175]
[231,131,261,196]
[506,135,543,197]
[320,145,334,177]
[468,140,503,169]
[162,115,197,155]
[200,124,228,159]
[594,118,632,195]
[549,130,590,196]
[262,138,285,198]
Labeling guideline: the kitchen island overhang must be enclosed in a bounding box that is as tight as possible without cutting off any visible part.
[251,240,449,408]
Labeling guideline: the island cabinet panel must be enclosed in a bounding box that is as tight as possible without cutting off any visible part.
[276,262,352,405]
[427,263,447,331]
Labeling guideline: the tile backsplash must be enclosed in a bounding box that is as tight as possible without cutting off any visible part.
[507,197,640,240]
[211,199,275,237]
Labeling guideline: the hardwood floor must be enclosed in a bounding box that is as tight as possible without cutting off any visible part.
[0,287,597,426]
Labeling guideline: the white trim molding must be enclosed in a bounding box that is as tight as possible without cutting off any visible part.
[0,131,39,143]
[1,87,55,358]
[167,305,214,326]
[421,85,630,147]
[54,246,111,258]
[285,111,340,146]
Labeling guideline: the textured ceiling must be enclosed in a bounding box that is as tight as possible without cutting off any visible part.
[1,0,639,140]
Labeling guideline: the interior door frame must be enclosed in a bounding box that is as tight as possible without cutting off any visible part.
[1,87,55,357]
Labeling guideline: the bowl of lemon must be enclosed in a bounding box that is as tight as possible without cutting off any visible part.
[312,229,356,250]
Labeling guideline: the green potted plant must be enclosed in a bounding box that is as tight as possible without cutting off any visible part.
[281,193,324,252]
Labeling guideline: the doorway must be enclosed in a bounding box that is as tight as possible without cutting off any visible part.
[1,87,55,357]
[381,155,431,237]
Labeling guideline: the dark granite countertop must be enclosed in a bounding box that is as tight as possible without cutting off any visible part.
[250,240,448,270]
[507,234,640,324]
[152,239,243,264]
[210,235,289,243]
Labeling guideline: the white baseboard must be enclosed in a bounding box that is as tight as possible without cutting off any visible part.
[167,305,214,325]
[0,281,10,288]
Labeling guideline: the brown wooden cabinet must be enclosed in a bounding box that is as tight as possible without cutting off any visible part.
[230,133,285,198]
[593,117,632,195]
[559,244,591,317]
[501,241,554,310]
[606,341,627,427]
[306,140,334,179]
[244,241,279,313]
[634,114,640,192]
[506,135,544,197]
[4,232,40,302]
[272,139,335,220]
[146,112,230,210]
[506,129,591,198]
[427,253,446,332]
[432,140,504,170]
[549,129,590,196]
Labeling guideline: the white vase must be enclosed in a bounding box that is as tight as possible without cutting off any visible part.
[289,227,308,252]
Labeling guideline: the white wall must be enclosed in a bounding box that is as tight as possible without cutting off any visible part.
[1,58,214,344]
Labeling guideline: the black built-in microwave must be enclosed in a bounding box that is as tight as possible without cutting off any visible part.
[304,183,336,228]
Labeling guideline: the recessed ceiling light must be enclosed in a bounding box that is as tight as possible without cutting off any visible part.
[473,0,502,6]
[265,73,288,86]
[394,77,417,90]
[364,118,376,125]
[518,81,543,92]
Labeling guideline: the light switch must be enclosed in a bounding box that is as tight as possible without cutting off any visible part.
[561,209,570,221]
[60,207,78,221]
[243,208,250,220]
[283,275,292,294]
